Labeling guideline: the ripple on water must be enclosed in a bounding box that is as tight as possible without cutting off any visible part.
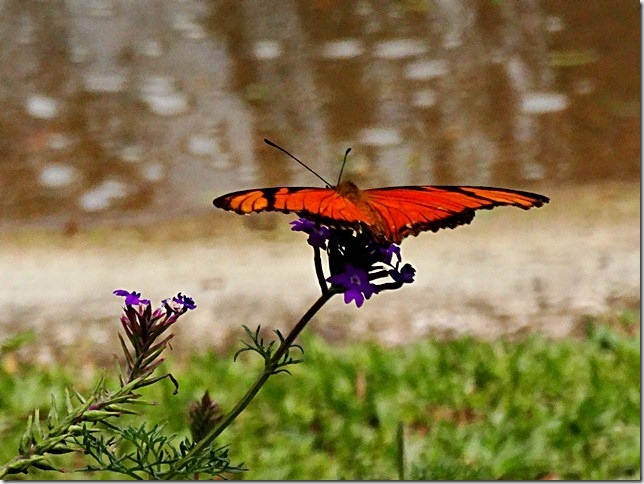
[26,95,59,120]
[78,180,128,211]
[39,164,79,188]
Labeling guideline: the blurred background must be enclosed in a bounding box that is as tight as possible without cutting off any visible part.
[0,0,639,362]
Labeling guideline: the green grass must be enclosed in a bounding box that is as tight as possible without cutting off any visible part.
[0,314,639,480]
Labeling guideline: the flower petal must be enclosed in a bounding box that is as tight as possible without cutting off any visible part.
[114,289,150,306]
[344,287,365,308]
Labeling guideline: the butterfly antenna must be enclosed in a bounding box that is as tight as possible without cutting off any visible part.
[336,147,351,186]
[264,139,332,187]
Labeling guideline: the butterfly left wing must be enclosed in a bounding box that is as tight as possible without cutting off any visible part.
[364,186,549,244]
[213,186,370,227]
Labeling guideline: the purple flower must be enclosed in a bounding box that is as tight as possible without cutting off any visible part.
[327,264,378,308]
[174,292,196,310]
[167,292,197,312]
[379,244,401,264]
[113,289,150,306]
[290,218,331,249]
[391,263,416,284]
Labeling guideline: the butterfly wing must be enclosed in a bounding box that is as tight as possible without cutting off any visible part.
[213,186,370,227]
[364,186,549,243]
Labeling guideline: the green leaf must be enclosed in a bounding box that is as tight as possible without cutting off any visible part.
[46,394,59,430]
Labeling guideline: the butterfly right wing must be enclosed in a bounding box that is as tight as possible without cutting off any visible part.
[364,185,550,243]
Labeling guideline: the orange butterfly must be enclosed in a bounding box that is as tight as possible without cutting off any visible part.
[213,182,548,244]
[213,141,549,245]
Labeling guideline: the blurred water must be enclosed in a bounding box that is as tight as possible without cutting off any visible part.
[0,0,638,226]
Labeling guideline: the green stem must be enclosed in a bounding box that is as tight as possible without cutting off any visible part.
[396,421,405,480]
[163,291,336,479]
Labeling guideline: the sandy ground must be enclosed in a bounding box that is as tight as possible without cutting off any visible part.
[1,182,639,365]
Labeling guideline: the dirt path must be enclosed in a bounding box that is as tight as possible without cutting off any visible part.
[1,183,639,364]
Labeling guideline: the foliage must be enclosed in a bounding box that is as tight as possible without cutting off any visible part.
[0,312,638,480]
[77,423,243,480]
[0,291,246,480]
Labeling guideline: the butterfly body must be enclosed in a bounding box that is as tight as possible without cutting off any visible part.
[213,182,549,244]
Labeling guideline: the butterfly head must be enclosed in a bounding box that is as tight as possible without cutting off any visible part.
[335,180,361,197]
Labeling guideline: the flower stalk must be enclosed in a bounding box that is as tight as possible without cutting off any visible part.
[164,217,416,478]
[162,289,336,479]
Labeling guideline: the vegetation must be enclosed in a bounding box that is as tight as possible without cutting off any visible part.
[0,310,639,480]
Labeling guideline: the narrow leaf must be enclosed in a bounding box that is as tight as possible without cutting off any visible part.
[32,408,43,442]
[73,389,87,404]
[65,388,74,413]
[47,394,59,429]
[18,415,34,454]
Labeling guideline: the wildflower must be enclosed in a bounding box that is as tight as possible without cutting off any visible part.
[390,263,416,284]
[290,218,331,249]
[327,264,378,308]
[115,290,195,386]
[291,215,417,308]
[165,292,197,313]
[379,244,401,265]
[381,243,415,285]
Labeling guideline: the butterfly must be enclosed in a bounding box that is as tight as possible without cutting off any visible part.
[213,181,549,245]
[213,140,549,245]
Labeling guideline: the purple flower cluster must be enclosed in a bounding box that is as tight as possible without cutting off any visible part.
[290,218,416,308]
[114,289,196,314]
[113,289,196,383]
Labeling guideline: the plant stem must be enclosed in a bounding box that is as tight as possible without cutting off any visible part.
[396,421,405,480]
[163,291,336,479]
[313,246,328,293]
